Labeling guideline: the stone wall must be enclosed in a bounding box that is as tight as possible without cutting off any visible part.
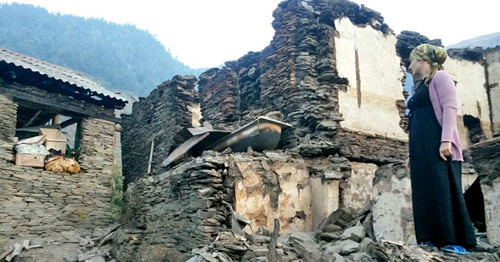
[196,0,395,155]
[116,150,351,258]
[121,75,197,186]
[115,152,232,261]
[334,128,408,164]
[0,94,17,162]
[198,68,240,129]
[117,0,500,257]
[334,17,407,141]
[484,48,500,135]
[0,117,116,248]
[231,152,344,233]
[371,163,414,245]
[471,137,500,246]
[443,57,492,141]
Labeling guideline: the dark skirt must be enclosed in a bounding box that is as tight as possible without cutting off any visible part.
[408,82,476,248]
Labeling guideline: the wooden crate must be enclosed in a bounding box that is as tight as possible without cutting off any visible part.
[15,154,45,167]
[39,128,68,154]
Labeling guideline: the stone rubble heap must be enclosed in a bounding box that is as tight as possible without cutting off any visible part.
[187,207,500,262]
[115,0,500,261]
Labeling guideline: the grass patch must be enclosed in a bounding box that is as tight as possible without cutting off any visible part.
[111,164,124,220]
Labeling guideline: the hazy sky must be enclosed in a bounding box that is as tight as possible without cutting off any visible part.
[1,0,499,68]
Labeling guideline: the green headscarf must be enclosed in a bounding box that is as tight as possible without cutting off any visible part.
[409,43,447,86]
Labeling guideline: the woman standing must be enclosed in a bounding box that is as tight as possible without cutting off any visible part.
[405,44,476,254]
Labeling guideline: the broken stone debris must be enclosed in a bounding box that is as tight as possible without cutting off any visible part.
[186,207,500,262]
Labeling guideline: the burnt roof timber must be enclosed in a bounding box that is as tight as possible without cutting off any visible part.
[1,79,121,123]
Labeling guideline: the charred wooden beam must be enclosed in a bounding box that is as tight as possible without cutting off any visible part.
[0,79,120,123]
[21,110,42,128]
[60,117,80,129]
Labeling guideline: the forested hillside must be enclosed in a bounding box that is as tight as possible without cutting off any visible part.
[0,3,202,96]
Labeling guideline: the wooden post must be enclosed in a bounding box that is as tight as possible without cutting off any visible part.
[147,135,155,174]
[52,114,61,125]
[267,219,280,262]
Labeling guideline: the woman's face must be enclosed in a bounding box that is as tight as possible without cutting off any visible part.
[408,59,428,78]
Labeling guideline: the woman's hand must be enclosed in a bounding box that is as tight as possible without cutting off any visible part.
[405,157,410,170]
[439,141,453,161]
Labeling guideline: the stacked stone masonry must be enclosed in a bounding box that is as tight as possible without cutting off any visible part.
[0,115,116,248]
[121,75,197,185]
[116,0,500,260]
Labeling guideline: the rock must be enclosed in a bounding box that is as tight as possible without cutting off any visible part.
[339,239,360,255]
[85,256,105,262]
[361,212,374,239]
[317,208,357,234]
[289,232,322,261]
[332,253,344,262]
[341,225,366,242]
[323,224,343,233]
[323,241,343,256]
[251,234,271,244]
[348,252,372,262]
[359,237,374,253]
[318,232,341,242]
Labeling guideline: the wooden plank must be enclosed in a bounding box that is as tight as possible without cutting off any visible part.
[147,135,155,174]
[0,247,13,260]
[267,219,280,262]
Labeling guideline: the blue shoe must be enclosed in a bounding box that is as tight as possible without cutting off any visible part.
[441,245,470,255]
[418,241,436,248]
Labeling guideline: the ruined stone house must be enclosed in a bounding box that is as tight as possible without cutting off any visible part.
[0,0,498,261]
[0,47,126,252]
[118,0,499,260]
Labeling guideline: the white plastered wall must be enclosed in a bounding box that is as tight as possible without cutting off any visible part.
[334,17,407,141]
[443,57,491,144]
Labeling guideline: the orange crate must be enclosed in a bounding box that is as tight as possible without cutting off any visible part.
[15,154,45,167]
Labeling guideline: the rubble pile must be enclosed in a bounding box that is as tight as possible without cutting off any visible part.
[187,208,500,262]
[116,0,500,261]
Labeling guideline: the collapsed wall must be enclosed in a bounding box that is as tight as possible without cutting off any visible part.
[470,137,500,246]
[121,75,197,185]
[484,47,500,136]
[118,0,499,259]
[197,0,390,156]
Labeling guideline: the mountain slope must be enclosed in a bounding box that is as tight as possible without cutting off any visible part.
[0,3,200,96]
[447,32,500,49]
